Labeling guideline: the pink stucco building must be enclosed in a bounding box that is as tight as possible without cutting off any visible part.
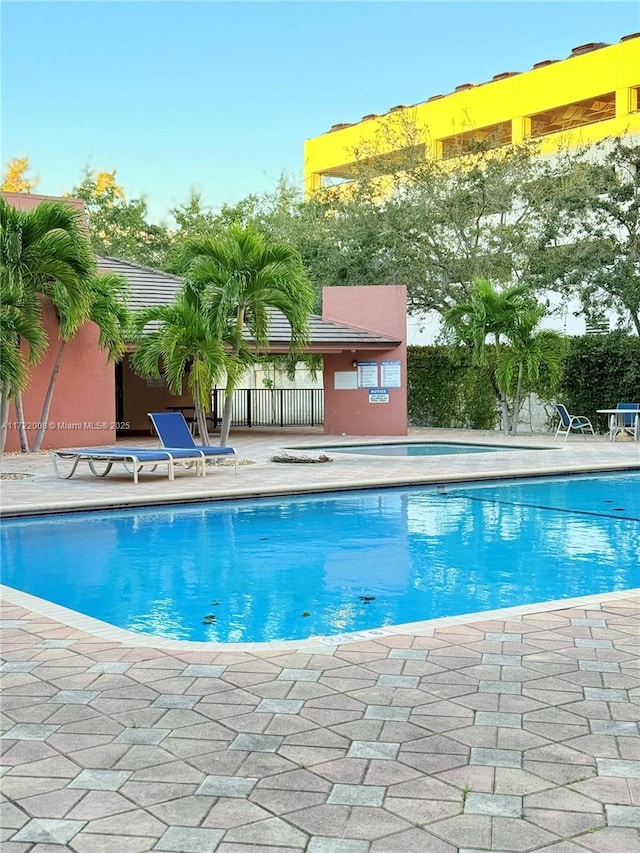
[3,193,408,450]
[322,286,407,436]
[3,193,116,452]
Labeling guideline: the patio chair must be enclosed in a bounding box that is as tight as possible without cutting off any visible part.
[51,447,206,484]
[615,402,639,440]
[148,412,238,473]
[554,404,595,442]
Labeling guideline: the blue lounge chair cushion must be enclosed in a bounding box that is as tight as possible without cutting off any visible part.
[58,447,199,461]
[148,412,238,472]
[51,446,206,484]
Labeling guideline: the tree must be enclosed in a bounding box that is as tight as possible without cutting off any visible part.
[129,290,229,444]
[71,168,171,268]
[171,191,261,238]
[0,197,95,451]
[1,156,38,193]
[0,284,47,454]
[537,137,640,334]
[165,191,264,272]
[32,271,130,452]
[175,224,315,446]
[377,141,584,318]
[222,143,584,329]
[495,308,566,433]
[444,278,566,434]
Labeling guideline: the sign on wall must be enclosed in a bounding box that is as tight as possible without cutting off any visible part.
[381,360,401,388]
[357,361,379,388]
[334,371,359,390]
[369,388,390,403]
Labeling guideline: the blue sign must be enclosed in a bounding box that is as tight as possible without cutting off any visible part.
[369,387,389,403]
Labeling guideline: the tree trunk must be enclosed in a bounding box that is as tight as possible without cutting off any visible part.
[219,310,244,448]
[33,339,66,453]
[270,364,277,424]
[14,392,29,453]
[219,392,234,447]
[509,364,524,435]
[193,394,210,447]
[500,398,510,435]
[0,393,10,456]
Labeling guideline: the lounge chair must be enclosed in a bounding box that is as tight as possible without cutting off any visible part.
[554,404,595,441]
[614,402,639,441]
[148,412,238,473]
[51,447,205,485]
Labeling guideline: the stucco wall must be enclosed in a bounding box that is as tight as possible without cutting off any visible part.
[5,299,116,452]
[3,193,116,452]
[322,285,407,436]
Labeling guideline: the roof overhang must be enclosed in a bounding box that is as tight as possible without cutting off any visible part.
[103,255,402,355]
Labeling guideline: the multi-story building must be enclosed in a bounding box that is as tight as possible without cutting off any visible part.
[304,34,640,195]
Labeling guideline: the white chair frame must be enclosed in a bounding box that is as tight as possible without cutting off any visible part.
[554,405,595,442]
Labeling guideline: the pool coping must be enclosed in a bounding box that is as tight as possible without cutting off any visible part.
[2,582,638,654]
[287,439,557,453]
[2,456,640,518]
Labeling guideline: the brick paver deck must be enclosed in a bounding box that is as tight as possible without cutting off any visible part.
[2,429,639,852]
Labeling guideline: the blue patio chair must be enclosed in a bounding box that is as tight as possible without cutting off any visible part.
[51,447,206,484]
[148,412,238,473]
[554,404,595,442]
[615,402,639,440]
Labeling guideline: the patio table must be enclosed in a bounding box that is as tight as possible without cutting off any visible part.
[596,407,639,441]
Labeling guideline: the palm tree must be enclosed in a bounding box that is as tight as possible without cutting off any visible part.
[130,290,229,444]
[0,197,95,451]
[0,284,47,453]
[32,272,130,452]
[175,224,315,446]
[495,306,566,433]
[444,277,565,434]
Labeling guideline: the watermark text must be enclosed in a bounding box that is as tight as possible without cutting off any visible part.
[6,421,130,431]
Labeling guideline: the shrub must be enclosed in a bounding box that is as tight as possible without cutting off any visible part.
[407,346,497,429]
[557,332,640,433]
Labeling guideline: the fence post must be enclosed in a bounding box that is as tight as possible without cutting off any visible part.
[246,389,252,428]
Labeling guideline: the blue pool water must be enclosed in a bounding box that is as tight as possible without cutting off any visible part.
[1,472,639,643]
[312,442,540,457]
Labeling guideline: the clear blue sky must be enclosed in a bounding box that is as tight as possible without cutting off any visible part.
[2,1,638,222]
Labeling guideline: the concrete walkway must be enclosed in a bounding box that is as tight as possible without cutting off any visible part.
[1,429,639,852]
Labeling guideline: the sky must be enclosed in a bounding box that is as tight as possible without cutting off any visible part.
[2,0,639,223]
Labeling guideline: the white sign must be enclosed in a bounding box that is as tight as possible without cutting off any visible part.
[381,360,402,388]
[369,388,389,403]
[334,371,358,390]
[357,361,379,388]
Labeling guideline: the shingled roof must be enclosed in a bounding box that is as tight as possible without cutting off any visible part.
[98,255,400,352]
[98,256,183,312]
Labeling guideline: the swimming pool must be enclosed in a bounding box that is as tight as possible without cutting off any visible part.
[312,442,545,457]
[1,471,638,643]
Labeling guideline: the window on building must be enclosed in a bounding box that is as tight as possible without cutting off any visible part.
[355,145,427,178]
[320,145,426,186]
[529,93,616,137]
[586,315,611,335]
[321,174,354,188]
[439,122,512,160]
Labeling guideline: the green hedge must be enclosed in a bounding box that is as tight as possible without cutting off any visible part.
[408,333,640,432]
[407,346,497,429]
[557,331,640,433]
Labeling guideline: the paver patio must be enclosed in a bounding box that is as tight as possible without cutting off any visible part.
[1,429,639,851]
